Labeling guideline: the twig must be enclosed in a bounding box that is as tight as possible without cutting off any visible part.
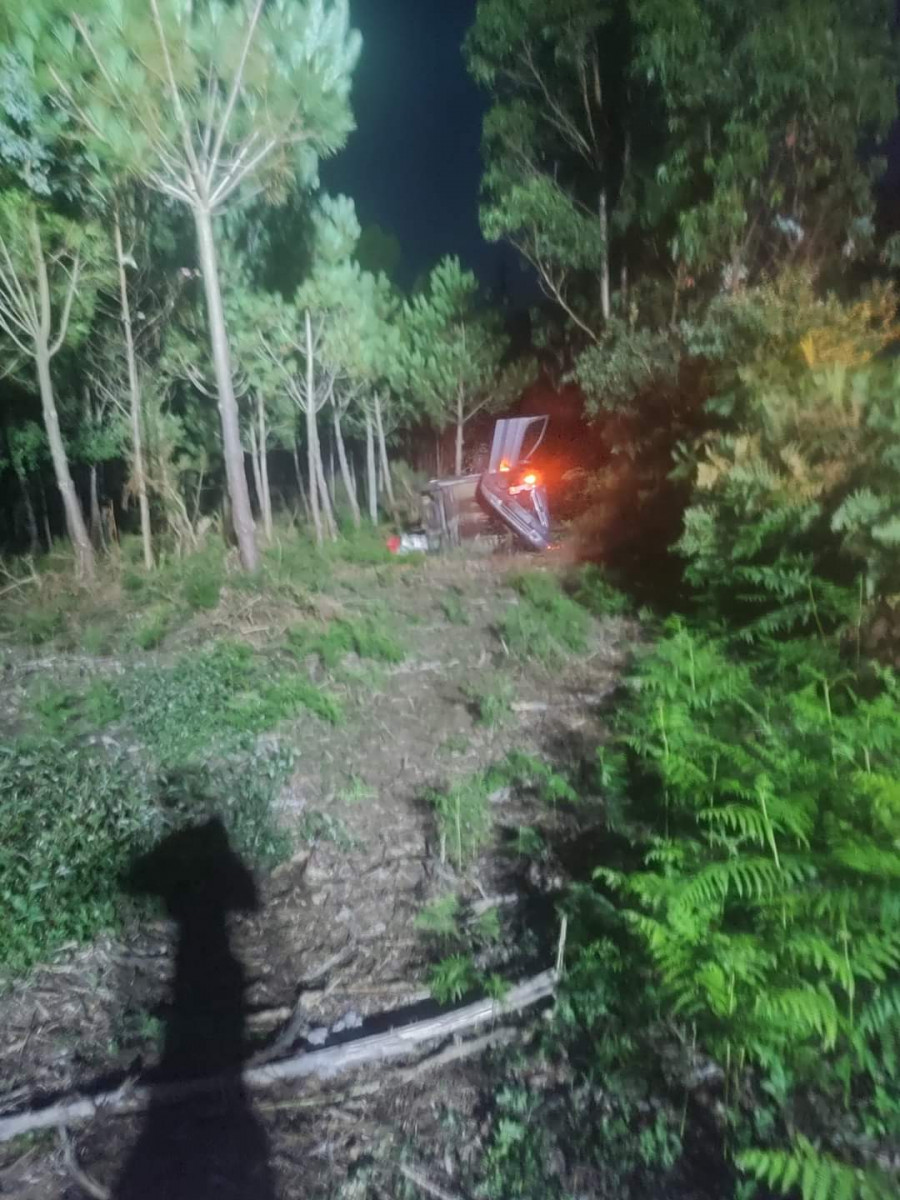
[399,1163,468,1200]
[393,1027,519,1086]
[511,688,616,714]
[57,1125,111,1200]
[0,970,557,1142]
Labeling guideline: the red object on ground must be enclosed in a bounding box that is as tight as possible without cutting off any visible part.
[386,535,401,554]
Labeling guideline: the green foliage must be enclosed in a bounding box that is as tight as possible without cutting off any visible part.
[568,564,631,618]
[415,894,461,942]
[737,1139,898,1200]
[464,676,513,727]
[121,641,341,765]
[181,560,223,611]
[8,604,64,645]
[439,588,469,626]
[428,953,480,1004]
[587,618,900,1180]
[288,614,404,669]
[428,773,493,871]
[132,604,176,650]
[488,749,579,807]
[0,741,159,972]
[500,571,589,661]
[295,808,358,851]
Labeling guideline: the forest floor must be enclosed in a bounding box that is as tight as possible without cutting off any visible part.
[0,538,638,1199]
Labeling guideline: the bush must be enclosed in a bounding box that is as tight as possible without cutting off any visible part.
[585,619,900,1174]
[568,564,631,617]
[0,742,160,971]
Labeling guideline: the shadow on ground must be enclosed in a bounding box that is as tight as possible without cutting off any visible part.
[114,816,276,1200]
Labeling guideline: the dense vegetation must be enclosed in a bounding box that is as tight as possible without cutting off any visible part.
[2,0,900,1197]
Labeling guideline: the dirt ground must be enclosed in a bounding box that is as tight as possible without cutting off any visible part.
[0,552,633,1199]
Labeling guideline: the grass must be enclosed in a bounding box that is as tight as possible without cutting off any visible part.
[287,614,405,669]
[427,772,494,870]
[499,571,590,662]
[464,676,514,727]
[567,564,631,617]
[120,641,342,765]
[440,587,469,626]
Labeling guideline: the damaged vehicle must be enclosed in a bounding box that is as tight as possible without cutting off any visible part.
[390,417,552,554]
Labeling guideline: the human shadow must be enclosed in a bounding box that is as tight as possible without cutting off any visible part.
[113,816,276,1200]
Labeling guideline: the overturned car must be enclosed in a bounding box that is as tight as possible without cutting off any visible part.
[393,417,552,555]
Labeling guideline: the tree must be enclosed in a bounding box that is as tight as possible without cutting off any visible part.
[401,257,529,475]
[4,420,47,552]
[0,193,104,578]
[42,0,361,570]
[629,0,898,290]
[466,0,644,340]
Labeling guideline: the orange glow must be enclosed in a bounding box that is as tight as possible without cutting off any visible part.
[522,472,537,486]
[499,460,511,472]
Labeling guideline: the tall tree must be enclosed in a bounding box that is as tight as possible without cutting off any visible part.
[41,0,361,569]
[0,194,104,578]
[401,256,529,476]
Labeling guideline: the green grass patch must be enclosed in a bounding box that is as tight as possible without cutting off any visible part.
[567,564,631,617]
[427,772,493,870]
[287,614,404,669]
[0,738,293,974]
[119,640,341,765]
[440,587,470,626]
[499,571,589,662]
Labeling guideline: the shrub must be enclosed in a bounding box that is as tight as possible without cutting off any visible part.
[133,604,176,650]
[0,742,160,971]
[568,563,631,617]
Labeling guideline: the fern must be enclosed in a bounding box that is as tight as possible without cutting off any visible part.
[737,1140,898,1200]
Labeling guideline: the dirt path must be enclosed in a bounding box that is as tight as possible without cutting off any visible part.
[0,555,632,1199]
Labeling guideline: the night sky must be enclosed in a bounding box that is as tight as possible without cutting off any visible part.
[322,0,507,290]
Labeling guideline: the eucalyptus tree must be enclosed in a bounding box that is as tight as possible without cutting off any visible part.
[0,194,106,578]
[41,0,361,569]
[400,256,530,476]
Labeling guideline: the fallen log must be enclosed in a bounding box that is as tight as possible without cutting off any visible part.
[0,968,556,1143]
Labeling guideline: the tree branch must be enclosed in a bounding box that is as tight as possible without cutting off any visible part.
[206,0,266,183]
[49,252,82,358]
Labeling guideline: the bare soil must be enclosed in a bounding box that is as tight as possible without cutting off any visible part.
[0,553,633,1199]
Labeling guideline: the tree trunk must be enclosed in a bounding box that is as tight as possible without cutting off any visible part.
[16,471,39,554]
[248,420,263,519]
[315,432,337,540]
[455,388,465,477]
[40,482,52,552]
[436,431,442,477]
[621,260,629,311]
[34,346,94,580]
[365,409,378,524]
[89,463,102,545]
[334,408,361,527]
[257,393,273,541]
[194,207,258,571]
[114,210,152,570]
[374,392,395,506]
[292,439,311,521]
[599,189,610,322]
[304,310,323,545]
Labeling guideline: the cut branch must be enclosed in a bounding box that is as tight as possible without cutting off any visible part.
[0,969,556,1143]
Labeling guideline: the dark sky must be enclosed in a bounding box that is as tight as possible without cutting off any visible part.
[321,0,506,289]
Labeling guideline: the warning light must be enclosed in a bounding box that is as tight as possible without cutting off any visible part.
[499,460,511,472]
[522,473,537,486]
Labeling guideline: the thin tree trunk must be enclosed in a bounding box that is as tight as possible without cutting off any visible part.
[327,430,336,505]
[374,392,395,506]
[34,346,94,580]
[257,393,273,541]
[315,432,337,540]
[621,259,628,311]
[248,420,263,518]
[334,408,361,527]
[40,482,52,552]
[455,388,465,477]
[304,310,323,545]
[193,207,259,571]
[365,409,378,524]
[16,471,39,554]
[292,439,311,521]
[599,189,610,322]
[89,463,101,545]
[436,431,442,477]
[114,209,152,570]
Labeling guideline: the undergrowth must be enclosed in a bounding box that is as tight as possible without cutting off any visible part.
[500,571,590,661]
